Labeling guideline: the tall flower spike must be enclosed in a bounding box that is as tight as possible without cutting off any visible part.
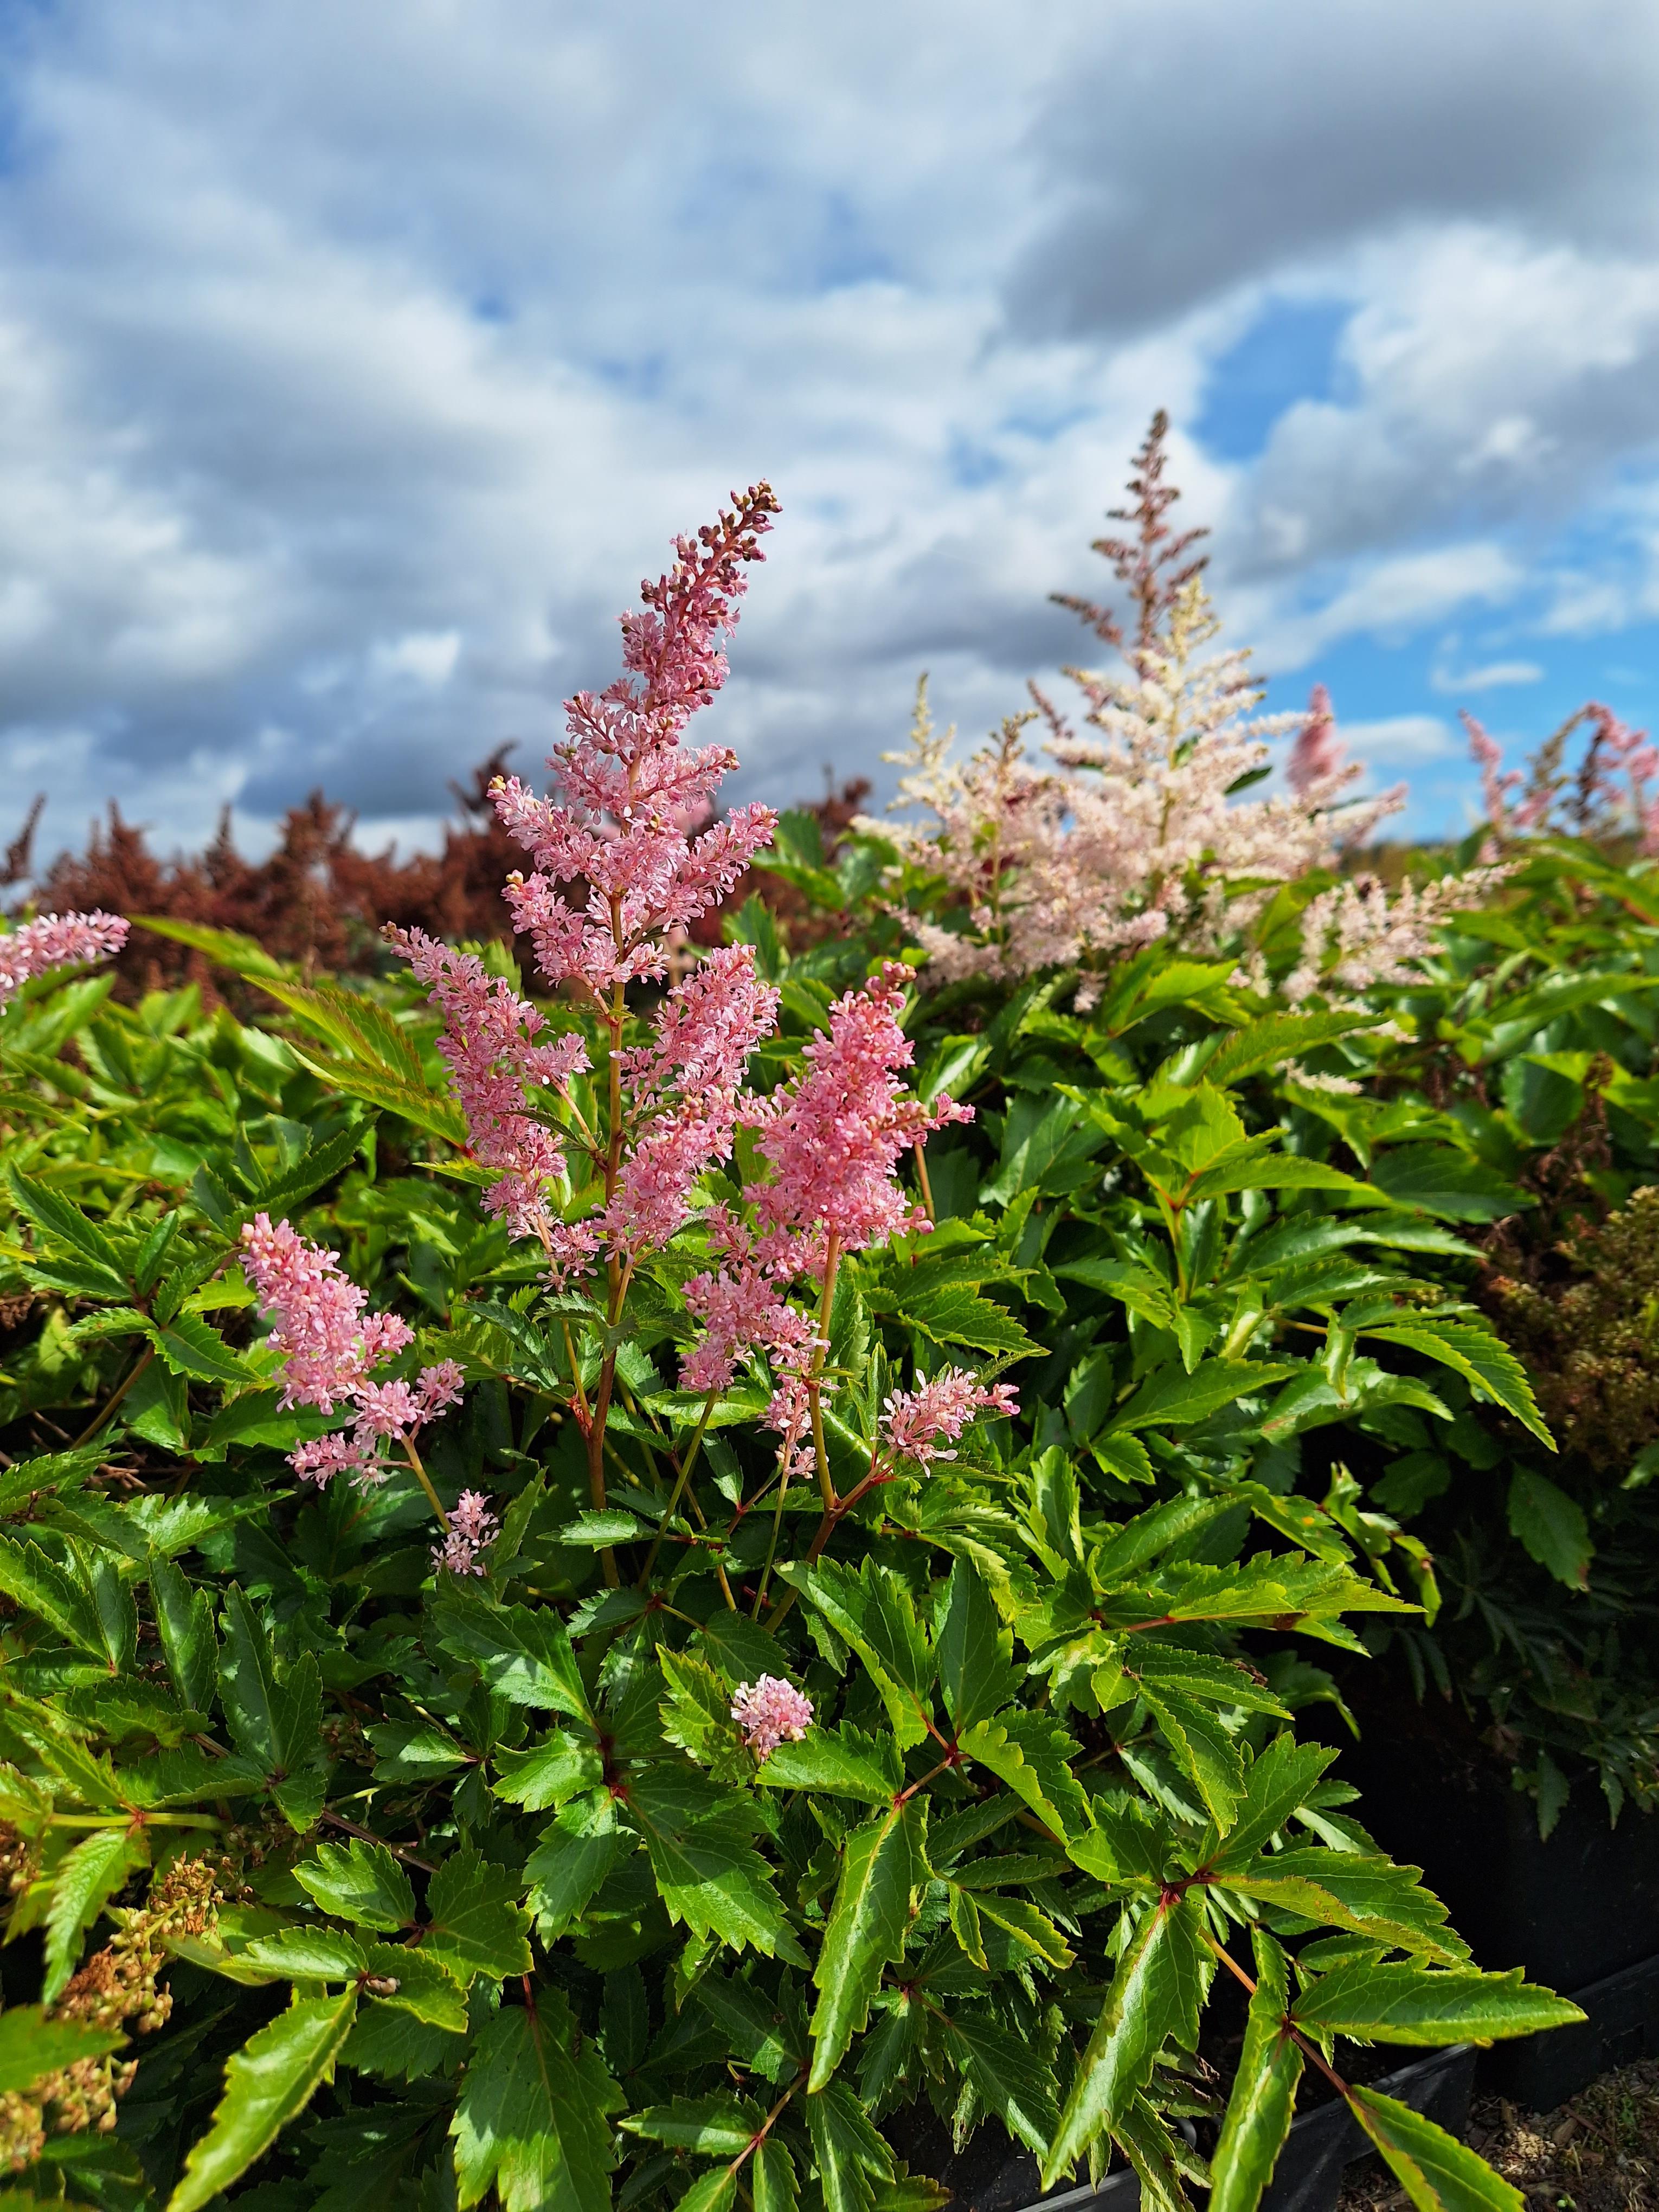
[385,927,589,1240]
[1286,683,1347,799]
[748,962,971,1258]
[490,484,781,1004]
[0,911,127,1012]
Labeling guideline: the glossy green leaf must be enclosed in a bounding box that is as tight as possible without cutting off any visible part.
[805,2079,897,2212]
[293,1838,416,1932]
[451,1991,622,2212]
[1209,1931,1303,2212]
[938,2009,1059,2156]
[809,1797,927,2089]
[432,1590,589,1719]
[1364,1321,1552,1448]
[43,1825,137,2004]
[167,1990,358,2212]
[760,1725,900,1804]
[1110,1359,1296,1432]
[935,1557,1019,1734]
[627,1767,801,1962]
[1348,2087,1523,2212]
[1292,1962,1585,2044]
[1041,1892,1204,2185]
[240,1928,369,1980]
[420,1847,532,1984]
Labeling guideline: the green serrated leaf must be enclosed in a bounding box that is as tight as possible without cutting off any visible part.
[809,1797,926,2091]
[421,1848,532,1984]
[1041,1892,1204,2186]
[805,2079,896,2212]
[166,1990,358,2212]
[152,1311,257,1386]
[1348,2087,1523,2212]
[1292,1962,1584,2045]
[293,1838,416,1932]
[240,1928,369,1980]
[432,1591,589,1719]
[1363,1320,1553,1448]
[939,2009,1060,2156]
[1111,1359,1296,1433]
[451,1991,622,2212]
[627,1768,802,1963]
[43,1825,137,2004]
[1209,1931,1303,2212]
[935,1557,1020,1735]
[760,1726,899,1805]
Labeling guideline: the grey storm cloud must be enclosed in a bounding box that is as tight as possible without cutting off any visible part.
[1,0,1658,859]
[1006,0,1659,338]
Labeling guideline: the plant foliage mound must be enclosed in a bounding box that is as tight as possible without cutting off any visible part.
[0,478,1591,2212]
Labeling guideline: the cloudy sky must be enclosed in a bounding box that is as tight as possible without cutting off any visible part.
[3,0,1658,862]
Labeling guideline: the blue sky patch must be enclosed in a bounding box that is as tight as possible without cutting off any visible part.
[1198,298,1354,463]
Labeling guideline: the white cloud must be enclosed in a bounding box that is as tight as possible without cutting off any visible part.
[1430,659,1544,693]
[1338,714,1461,769]
[1246,543,1524,674]
[370,631,462,688]
[0,0,1657,858]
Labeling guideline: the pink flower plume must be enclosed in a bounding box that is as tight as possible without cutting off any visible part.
[0,911,127,1009]
[882,1369,1019,1469]
[731,1675,813,1758]
[240,1213,464,1487]
[1286,684,1347,798]
[433,1489,499,1577]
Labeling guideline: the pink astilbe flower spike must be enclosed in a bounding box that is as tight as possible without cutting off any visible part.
[241,1214,464,1486]
[603,945,780,1259]
[681,963,970,1461]
[1286,684,1347,799]
[390,489,785,1298]
[433,1489,499,1577]
[869,428,1500,1012]
[748,962,970,1258]
[0,911,127,1011]
[1463,711,1522,837]
[240,1214,412,1415]
[731,1675,813,1758]
[488,484,781,1005]
[385,927,589,1240]
[882,1369,1020,1470]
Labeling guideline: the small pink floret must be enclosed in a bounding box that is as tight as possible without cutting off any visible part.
[433,1489,499,1577]
[240,1213,465,1486]
[730,1674,813,1758]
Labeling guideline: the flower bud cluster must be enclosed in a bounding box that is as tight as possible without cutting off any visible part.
[2,1859,224,2159]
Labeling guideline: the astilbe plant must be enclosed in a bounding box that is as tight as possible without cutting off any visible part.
[0,493,1585,2212]
[872,416,1496,1013]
